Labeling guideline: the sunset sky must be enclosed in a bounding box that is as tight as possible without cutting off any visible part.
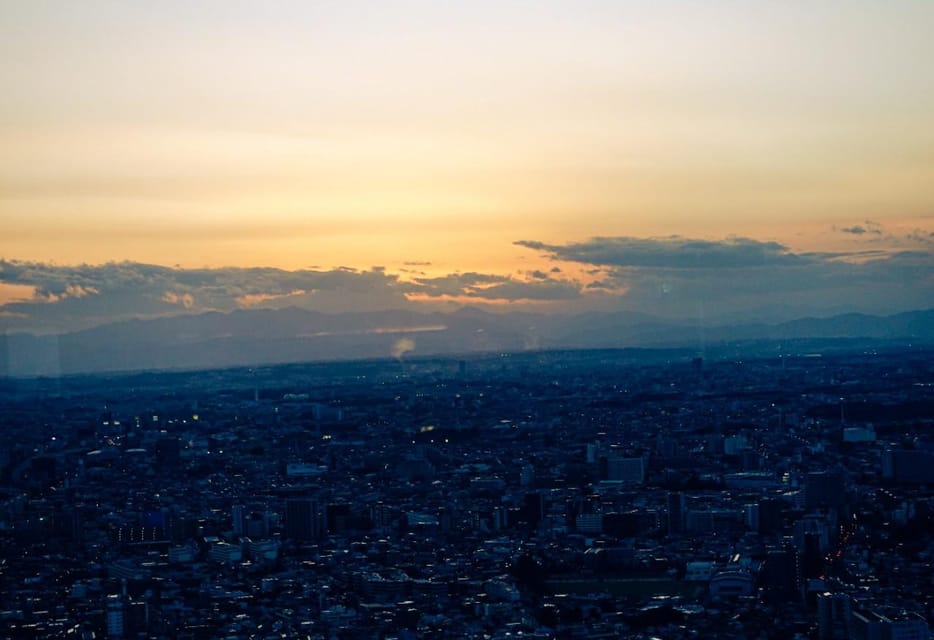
[1,1,932,331]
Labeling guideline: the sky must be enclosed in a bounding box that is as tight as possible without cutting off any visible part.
[1,1,932,331]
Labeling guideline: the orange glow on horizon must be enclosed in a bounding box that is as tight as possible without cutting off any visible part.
[0,2,932,275]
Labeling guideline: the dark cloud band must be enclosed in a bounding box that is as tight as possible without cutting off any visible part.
[515,236,802,269]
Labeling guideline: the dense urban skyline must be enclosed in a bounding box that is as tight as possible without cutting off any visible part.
[2,6,934,637]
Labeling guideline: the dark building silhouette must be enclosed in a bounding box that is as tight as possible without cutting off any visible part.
[154,437,181,469]
[761,546,799,601]
[326,503,351,534]
[801,531,824,580]
[523,492,545,528]
[757,498,785,535]
[804,471,847,509]
[285,498,319,541]
[817,592,851,640]
[882,449,934,484]
[667,492,685,534]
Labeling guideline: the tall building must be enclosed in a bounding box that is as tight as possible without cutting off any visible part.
[106,595,124,638]
[231,504,246,537]
[586,442,601,464]
[326,503,352,534]
[882,450,934,484]
[209,541,243,563]
[606,457,644,483]
[575,512,603,534]
[761,546,799,601]
[805,471,847,509]
[801,531,824,581]
[522,492,545,527]
[850,609,929,640]
[745,503,760,532]
[154,437,181,469]
[286,498,319,541]
[817,592,850,640]
[125,601,149,636]
[758,498,785,535]
[667,492,685,534]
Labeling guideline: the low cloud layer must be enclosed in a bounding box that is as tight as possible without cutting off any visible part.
[834,220,933,248]
[2,229,931,333]
[0,260,583,332]
[405,272,581,301]
[515,237,804,269]
[516,235,933,321]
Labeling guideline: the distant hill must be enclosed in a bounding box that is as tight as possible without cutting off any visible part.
[1,307,932,376]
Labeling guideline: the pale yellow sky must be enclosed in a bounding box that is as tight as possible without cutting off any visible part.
[1,1,933,273]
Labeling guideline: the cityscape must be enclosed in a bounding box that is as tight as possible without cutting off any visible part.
[2,1,933,638]
[1,341,932,638]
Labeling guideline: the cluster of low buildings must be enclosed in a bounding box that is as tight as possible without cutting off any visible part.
[0,345,932,638]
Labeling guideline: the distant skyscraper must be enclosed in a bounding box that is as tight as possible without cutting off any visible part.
[817,592,851,640]
[326,503,351,534]
[850,609,930,640]
[232,504,246,537]
[523,492,545,527]
[761,545,799,601]
[106,595,124,638]
[154,437,181,469]
[285,498,318,541]
[804,471,846,509]
[606,457,644,483]
[801,531,823,580]
[757,498,785,535]
[667,492,685,534]
[882,449,934,484]
[520,464,535,487]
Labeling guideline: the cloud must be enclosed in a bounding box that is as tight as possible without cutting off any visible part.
[834,220,934,250]
[162,291,195,309]
[906,229,934,245]
[840,220,884,236]
[0,260,410,332]
[515,236,803,269]
[2,233,932,334]
[0,259,584,332]
[407,271,581,301]
[466,279,581,301]
[515,236,933,320]
[585,280,619,291]
[404,272,505,297]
